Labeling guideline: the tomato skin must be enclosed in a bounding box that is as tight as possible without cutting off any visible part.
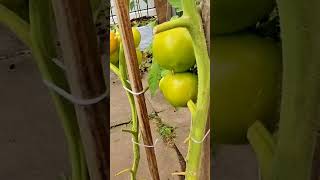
[132,27,141,47]
[159,72,198,107]
[153,28,196,72]
[212,33,282,144]
[116,27,141,48]
[213,0,275,34]
[110,49,119,65]
[110,31,119,54]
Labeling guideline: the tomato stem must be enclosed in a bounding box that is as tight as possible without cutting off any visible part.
[247,121,275,180]
[271,0,320,179]
[110,45,140,180]
[155,0,211,179]
[0,4,31,48]
[153,17,190,34]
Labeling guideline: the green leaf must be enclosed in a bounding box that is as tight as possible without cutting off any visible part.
[148,61,162,96]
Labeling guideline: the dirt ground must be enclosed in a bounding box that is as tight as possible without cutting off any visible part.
[0,24,259,180]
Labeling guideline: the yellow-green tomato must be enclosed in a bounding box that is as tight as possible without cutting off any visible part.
[110,49,119,65]
[159,72,198,107]
[212,33,282,144]
[153,27,196,72]
[116,27,141,47]
[213,0,275,34]
[132,27,141,47]
[136,49,143,65]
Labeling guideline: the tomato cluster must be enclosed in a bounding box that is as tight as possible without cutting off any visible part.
[212,0,282,144]
[153,27,198,107]
[110,27,142,66]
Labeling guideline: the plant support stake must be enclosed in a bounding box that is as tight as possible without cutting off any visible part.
[114,1,160,180]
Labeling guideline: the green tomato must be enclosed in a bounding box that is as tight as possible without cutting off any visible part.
[159,72,198,107]
[153,27,196,72]
[132,27,141,47]
[212,33,282,144]
[136,49,143,65]
[213,0,275,34]
[110,49,119,65]
[116,27,141,48]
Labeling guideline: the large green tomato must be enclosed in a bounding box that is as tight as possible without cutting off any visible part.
[212,33,282,144]
[159,72,198,107]
[213,0,275,34]
[153,27,196,72]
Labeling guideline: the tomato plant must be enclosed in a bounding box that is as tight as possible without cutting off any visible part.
[152,27,196,72]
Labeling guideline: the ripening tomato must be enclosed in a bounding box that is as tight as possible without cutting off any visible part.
[110,31,119,54]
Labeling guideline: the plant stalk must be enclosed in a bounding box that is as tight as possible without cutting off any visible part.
[110,45,140,180]
[272,0,320,179]
[0,4,31,47]
[154,0,210,178]
[29,1,87,180]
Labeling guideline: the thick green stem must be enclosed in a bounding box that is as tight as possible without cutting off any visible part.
[153,0,210,179]
[0,4,31,47]
[183,0,210,179]
[29,1,87,180]
[153,17,190,34]
[247,121,276,180]
[272,0,320,180]
[110,45,140,180]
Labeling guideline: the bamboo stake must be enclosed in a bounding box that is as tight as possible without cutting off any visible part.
[50,0,109,179]
[114,1,160,180]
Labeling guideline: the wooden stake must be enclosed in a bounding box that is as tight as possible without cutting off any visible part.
[51,0,109,179]
[114,1,160,180]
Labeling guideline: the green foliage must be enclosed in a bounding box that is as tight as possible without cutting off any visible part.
[158,123,176,141]
[147,61,162,96]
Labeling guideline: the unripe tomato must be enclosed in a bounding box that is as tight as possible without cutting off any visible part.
[159,72,198,107]
[110,31,119,54]
[136,49,143,65]
[153,27,196,72]
[116,27,141,47]
[213,0,275,34]
[110,49,119,65]
[212,33,282,144]
[132,27,141,47]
